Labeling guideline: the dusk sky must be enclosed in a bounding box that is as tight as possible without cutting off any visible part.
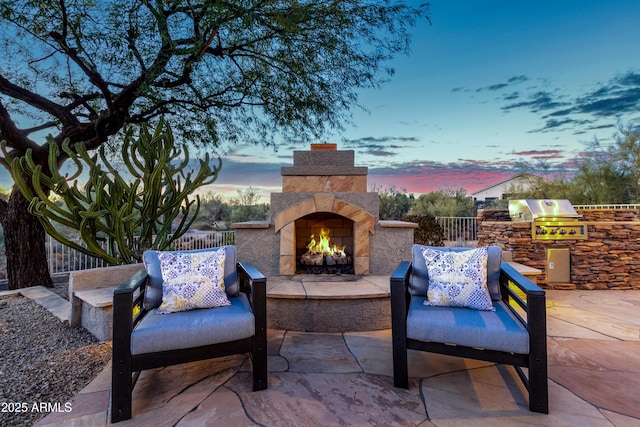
[2,1,639,202]
[205,0,640,200]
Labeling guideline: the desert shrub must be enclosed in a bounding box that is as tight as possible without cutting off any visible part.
[401,214,445,246]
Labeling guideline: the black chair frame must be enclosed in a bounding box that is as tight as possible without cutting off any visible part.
[391,261,548,414]
[111,262,267,423]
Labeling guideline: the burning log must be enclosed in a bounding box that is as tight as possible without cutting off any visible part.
[300,228,349,266]
[301,252,324,265]
[336,256,351,265]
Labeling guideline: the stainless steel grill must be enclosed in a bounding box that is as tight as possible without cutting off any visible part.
[509,199,587,240]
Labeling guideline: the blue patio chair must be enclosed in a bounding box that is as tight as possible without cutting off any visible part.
[110,246,267,422]
[390,245,548,413]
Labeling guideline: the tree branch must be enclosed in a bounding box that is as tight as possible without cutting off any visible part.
[0,100,41,153]
[0,75,77,128]
[49,31,114,110]
[61,91,101,119]
[23,121,59,135]
[197,27,219,57]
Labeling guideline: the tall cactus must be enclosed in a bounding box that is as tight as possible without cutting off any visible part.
[2,120,221,264]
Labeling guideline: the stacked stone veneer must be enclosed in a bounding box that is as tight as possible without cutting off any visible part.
[234,147,416,277]
[478,208,640,290]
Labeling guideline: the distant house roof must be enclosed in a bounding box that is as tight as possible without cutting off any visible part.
[471,173,536,201]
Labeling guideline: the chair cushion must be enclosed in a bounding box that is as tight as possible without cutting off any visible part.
[156,249,231,314]
[131,293,255,355]
[421,246,494,311]
[406,296,529,354]
[143,245,239,310]
[410,245,502,300]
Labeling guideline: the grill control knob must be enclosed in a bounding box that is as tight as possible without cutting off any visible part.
[569,229,576,235]
[559,229,566,235]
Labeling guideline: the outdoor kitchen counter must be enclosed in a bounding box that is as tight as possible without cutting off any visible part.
[503,261,543,284]
[501,250,543,284]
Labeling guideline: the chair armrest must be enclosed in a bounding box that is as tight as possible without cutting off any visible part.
[499,262,547,358]
[391,260,411,298]
[390,260,412,318]
[237,261,266,302]
[237,262,266,285]
[390,262,412,334]
[391,261,412,288]
[112,269,149,385]
[113,269,149,324]
[500,263,545,297]
[499,263,546,319]
[236,261,267,334]
[114,269,149,297]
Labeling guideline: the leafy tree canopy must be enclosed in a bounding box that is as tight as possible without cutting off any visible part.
[0,0,429,166]
[374,184,413,219]
[412,189,476,217]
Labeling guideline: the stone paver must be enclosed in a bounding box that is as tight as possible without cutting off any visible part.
[227,371,429,427]
[280,331,361,373]
[24,289,640,426]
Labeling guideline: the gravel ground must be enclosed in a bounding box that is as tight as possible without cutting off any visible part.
[0,292,111,427]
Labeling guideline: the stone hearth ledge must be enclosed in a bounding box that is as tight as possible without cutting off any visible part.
[379,220,418,228]
[267,275,389,300]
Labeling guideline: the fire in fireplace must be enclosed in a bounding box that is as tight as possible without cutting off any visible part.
[296,213,354,274]
[300,228,352,264]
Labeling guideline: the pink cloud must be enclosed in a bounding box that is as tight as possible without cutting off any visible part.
[368,165,517,194]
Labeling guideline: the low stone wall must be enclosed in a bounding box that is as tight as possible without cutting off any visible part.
[478,209,640,290]
[69,263,144,340]
[371,221,416,275]
[234,223,280,277]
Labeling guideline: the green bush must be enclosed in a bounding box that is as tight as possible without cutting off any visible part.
[401,214,445,246]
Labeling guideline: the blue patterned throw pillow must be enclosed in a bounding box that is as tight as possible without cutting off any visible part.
[421,246,494,311]
[157,248,231,314]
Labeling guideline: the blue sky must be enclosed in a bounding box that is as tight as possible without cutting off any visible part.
[2,1,639,201]
[206,0,640,200]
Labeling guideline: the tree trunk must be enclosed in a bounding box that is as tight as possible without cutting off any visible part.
[1,186,52,290]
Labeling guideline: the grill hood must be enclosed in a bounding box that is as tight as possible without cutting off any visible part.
[509,199,581,222]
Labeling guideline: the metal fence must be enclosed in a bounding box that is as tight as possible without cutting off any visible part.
[435,216,478,244]
[573,204,640,210]
[45,231,236,276]
[46,235,109,275]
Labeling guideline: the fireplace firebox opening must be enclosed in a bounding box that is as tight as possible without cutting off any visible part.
[295,213,354,274]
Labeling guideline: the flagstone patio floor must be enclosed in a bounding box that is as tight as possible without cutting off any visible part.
[6,286,640,426]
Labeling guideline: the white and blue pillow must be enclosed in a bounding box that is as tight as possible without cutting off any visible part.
[421,246,494,311]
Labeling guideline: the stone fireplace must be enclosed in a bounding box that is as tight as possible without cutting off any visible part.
[233,144,416,277]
